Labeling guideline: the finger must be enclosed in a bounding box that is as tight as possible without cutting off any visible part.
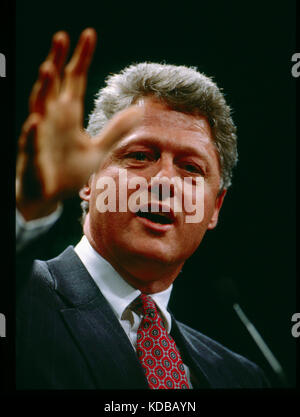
[29,61,58,114]
[46,31,70,74]
[61,28,97,98]
[18,113,41,153]
[92,105,145,153]
[16,114,45,203]
[29,32,69,112]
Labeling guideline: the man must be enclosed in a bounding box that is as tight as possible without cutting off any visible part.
[16,28,269,389]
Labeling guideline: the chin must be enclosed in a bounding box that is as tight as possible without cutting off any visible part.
[119,240,186,266]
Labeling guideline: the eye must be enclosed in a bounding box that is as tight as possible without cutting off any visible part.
[184,164,198,173]
[181,162,204,175]
[126,151,154,161]
[132,152,148,161]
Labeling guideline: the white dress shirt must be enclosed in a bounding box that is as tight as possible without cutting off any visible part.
[74,235,193,387]
[15,207,193,387]
[16,205,63,252]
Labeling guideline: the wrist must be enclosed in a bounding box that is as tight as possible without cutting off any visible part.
[16,195,61,222]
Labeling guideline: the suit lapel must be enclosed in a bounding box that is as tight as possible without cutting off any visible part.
[46,246,213,389]
[47,246,148,389]
[170,314,211,388]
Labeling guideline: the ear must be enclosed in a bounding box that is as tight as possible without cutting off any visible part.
[207,189,227,230]
[79,175,94,202]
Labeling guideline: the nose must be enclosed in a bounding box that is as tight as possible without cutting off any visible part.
[148,156,175,200]
[149,179,175,200]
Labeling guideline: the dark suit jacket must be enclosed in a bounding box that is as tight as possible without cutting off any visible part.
[16,246,269,389]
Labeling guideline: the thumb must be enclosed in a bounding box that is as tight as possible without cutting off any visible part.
[17,113,42,154]
[91,104,144,153]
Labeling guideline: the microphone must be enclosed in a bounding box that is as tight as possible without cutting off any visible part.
[213,276,289,387]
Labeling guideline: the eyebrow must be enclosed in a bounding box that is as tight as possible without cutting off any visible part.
[113,135,215,162]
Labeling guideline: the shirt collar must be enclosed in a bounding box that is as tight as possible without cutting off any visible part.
[74,235,173,332]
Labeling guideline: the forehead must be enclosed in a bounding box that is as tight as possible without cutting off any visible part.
[116,98,218,161]
[140,97,212,135]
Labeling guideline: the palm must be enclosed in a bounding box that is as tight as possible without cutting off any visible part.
[36,98,88,197]
[16,29,142,219]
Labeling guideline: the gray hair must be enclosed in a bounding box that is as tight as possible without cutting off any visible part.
[81,62,238,221]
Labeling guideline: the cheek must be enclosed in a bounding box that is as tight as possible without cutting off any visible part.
[170,222,207,261]
[92,168,150,212]
[89,172,138,227]
[181,179,205,214]
[181,182,217,226]
[183,220,207,241]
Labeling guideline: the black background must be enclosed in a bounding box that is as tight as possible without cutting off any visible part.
[2,0,298,393]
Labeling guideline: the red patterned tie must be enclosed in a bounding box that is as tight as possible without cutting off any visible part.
[135,293,190,389]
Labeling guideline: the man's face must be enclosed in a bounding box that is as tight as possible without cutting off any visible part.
[81,98,226,282]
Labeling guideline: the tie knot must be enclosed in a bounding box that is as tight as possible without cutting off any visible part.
[135,294,158,319]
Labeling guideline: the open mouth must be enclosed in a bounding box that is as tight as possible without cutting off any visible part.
[136,211,174,225]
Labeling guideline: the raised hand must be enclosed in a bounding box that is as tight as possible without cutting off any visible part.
[16,28,142,221]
